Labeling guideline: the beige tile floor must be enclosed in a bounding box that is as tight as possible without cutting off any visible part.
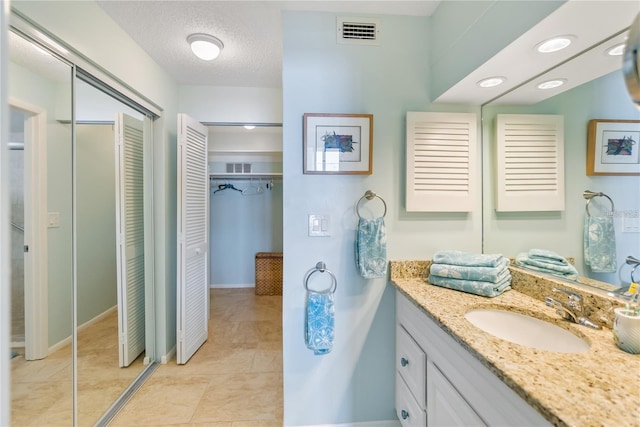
[110,288,283,427]
[11,309,145,426]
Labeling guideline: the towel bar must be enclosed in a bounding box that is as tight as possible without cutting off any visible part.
[356,190,387,218]
[304,261,337,293]
[583,190,614,217]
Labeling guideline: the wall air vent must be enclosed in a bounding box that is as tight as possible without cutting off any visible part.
[337,17,380,46]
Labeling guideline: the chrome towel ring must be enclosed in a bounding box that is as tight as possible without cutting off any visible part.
[304,261,337,293]
[356,190,387,218]
[583,190,614,217]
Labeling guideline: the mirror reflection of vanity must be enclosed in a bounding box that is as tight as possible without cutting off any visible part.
[8,9,158,425]
[480,9,640,299]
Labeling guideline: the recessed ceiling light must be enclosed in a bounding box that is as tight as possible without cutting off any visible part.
[243,125,256,130]
[536,36,574,53]
[606,43,626,56]
[187,33,224,61]
[477,77,506,88]
[537,79,566,90]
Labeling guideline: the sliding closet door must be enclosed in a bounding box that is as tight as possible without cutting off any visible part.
[176,113,209,364]
[115,113,145,367]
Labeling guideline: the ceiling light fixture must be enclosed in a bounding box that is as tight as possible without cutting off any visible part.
[537,79,566,90]
[243,125,256,130]
[536,36,574,53]
[187,33,224,61]
[477,76,506,88]
[606,43,626,56]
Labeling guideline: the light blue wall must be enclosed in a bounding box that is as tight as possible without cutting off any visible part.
[76,124,117,324]
[282,11,482,425]
[483,70,640,285]
[209,177,283,286]
[429,0,565,100]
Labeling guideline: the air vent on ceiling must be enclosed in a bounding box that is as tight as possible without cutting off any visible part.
[337,17,380,46]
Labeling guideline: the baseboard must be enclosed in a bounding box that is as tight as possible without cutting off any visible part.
[78,305,117,332]
[161,345,176,364]
[293,421,400,427]
[209,283,254,289]
[48,305,118,354]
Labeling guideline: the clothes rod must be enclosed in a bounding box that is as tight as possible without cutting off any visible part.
[201,122,282,127]
[209,173,282,180]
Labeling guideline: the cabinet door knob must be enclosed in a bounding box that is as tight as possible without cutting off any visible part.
[400,357,409,367]
[401,409,409,420]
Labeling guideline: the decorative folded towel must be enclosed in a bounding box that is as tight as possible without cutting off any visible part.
[515,252,579,280]
[305,290,335,355]
[584,215,617,273]
[432,250,505,268]
[428,274,512,298]
[528,248,570,266]
[429,258,510,283]
[356,217,387,279]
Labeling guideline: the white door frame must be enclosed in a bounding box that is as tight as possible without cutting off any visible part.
[9,97,48,360]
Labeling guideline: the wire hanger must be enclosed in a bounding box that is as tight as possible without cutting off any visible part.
[213,183,243,194]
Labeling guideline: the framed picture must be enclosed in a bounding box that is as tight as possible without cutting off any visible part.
[303,113,373,175]
[587,119,640,176]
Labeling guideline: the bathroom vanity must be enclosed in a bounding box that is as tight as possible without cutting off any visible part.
[391,261,640,427]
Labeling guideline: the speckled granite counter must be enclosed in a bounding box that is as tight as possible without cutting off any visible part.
[390,261,640,427]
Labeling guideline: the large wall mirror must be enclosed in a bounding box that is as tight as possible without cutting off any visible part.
[482,17,639,298]
[8,12,157,425]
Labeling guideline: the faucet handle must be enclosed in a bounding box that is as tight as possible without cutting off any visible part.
[552,288,583,312]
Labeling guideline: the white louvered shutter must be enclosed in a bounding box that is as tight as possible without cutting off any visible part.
[177,113,209,364]
[495,114,564,212]
[406,112,478,212]
[115,113,145,367]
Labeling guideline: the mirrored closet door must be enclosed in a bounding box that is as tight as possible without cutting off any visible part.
[7,12,158,425]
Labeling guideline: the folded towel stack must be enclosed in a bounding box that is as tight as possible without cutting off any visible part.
[428,250,512,297]
[515,249,578,280]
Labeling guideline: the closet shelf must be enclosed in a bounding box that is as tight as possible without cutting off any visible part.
[209,173,283,179]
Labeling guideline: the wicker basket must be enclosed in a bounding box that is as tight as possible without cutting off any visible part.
[255,252,283,295]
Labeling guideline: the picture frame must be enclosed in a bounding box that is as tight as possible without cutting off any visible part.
[587,119,640,176]
[303,113,373,175]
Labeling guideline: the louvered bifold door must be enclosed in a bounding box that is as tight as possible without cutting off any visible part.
[406,112,478,212]
[115,113,146,367]
[177,113,209,364]
[495,114,565,212]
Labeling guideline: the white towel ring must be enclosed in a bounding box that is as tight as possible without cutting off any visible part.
[304,262,337,294]
[584,192,614,217]
[356,190,387,218]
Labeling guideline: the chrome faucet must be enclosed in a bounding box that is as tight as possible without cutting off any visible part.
[545,288,602,329]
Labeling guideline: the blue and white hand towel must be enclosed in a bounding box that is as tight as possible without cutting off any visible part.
[528,248,571,266]
[515,252,579,280]
[427,274,512,298]
[432,250,505,268]
[429,258,510,283]
[584,215,617,273]
[356,217,387,279]
[305,290,335,355]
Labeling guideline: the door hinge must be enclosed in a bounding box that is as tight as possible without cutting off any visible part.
[24,245,29,253]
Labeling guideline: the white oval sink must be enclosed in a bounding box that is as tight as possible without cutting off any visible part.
[464,309,589,353]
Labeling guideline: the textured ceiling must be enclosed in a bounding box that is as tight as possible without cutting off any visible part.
[97,1,441,88]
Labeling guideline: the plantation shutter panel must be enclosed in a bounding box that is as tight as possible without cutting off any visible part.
[115,113,146,367]
[406,112,478,212]
[495,114,565,212]
[176,113,209,364]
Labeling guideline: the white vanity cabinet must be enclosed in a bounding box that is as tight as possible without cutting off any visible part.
[395,291,550,427]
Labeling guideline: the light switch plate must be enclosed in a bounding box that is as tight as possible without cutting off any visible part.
[48,212,60,228]
[308,214,330,237]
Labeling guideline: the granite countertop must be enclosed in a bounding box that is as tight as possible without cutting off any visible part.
[390,262,640,427]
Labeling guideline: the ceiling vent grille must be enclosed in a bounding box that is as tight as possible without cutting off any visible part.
[337,17,380,46]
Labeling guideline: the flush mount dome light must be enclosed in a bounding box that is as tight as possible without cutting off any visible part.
[536,35,574,53]
[537,79,566,90]
[607,43,626,56]
[188,33,224,60]
[243,125,256,130]
[477,76,506,88]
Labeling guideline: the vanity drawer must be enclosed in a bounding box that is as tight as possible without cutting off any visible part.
[396,323,426,406]
[396,373,427,427]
